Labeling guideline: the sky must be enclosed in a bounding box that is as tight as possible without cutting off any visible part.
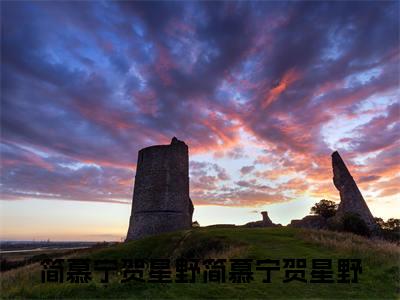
[1,1,399,241]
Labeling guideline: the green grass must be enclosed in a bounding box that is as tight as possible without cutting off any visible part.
[1,227,399,299]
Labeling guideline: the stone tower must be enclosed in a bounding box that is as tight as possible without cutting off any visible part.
[332,151,377,231]
[126,137,194,241]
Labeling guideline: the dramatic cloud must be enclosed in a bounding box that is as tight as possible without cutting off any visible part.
[1,1,399,210]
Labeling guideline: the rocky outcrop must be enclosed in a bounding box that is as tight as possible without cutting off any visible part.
[126,137,193,241]
[332,151,378,231]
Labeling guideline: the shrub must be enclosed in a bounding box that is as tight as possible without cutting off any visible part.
[341,212,371,237]
[326,216,342,231]
[310,199,338,219]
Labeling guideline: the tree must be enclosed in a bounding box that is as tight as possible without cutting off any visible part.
[310,199,338,219]
[374,217,385,229]
[385,218,400,231]
[374,217,399,242]
[374,217,400,231]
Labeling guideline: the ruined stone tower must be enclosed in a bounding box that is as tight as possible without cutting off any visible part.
[332,151,377,231]
[244,211,280,227]
[126,137,194,241]
[260,211,275,227]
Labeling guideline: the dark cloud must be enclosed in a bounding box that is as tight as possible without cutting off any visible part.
[0,142,133,203]
[359,175,381,183]
[190,161,230,186]
[1,1,398,205]
[346,102,400,154]
[240,166,255,175]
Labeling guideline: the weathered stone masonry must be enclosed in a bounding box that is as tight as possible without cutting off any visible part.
[290,151,378,231]
[332,151,378,231]
[126,137,194,241]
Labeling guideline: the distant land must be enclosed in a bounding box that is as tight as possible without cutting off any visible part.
[0,241,98,252]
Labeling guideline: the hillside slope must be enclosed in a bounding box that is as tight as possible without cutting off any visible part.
[1,227,399,299]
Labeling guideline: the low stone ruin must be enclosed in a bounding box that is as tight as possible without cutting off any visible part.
[244,211,281,228]
[289,215,327,229]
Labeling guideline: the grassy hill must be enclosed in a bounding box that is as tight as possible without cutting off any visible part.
[1,227,399,299]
